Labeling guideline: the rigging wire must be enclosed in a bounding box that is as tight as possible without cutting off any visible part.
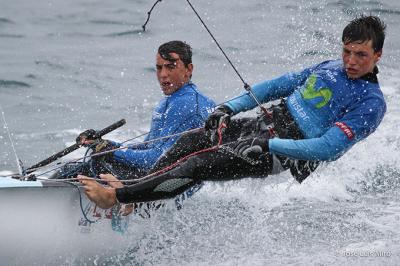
[142,0,163,31]
[0,104,24,175]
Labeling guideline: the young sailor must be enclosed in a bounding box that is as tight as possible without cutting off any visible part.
[111,40,215,172]
[55,40,215,179]
[79,15,387,208]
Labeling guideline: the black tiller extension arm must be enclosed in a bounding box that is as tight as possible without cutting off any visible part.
[26,119,126,173]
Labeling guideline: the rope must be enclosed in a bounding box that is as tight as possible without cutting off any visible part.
[63,181,96,223]
[36,122,226,184]
[142,0,163,31]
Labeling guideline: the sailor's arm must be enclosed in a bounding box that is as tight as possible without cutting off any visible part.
[205,70,312,130]
[269,126,355,161]
[269,97,386,161]
[113,98,202,169]
[224,71,311,114]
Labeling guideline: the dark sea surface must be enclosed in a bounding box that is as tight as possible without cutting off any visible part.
[0,0,399,265]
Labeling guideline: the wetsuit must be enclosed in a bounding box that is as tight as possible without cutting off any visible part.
[114,60,386,203]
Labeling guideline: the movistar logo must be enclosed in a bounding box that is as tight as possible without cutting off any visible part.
[301,74,332,109]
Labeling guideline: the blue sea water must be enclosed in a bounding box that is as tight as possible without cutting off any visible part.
[0,0,400,265]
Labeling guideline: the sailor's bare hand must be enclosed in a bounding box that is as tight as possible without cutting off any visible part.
[98,174,134,215]
[76,129,97,146]
[78,175,117,209]
[99,174,124,189]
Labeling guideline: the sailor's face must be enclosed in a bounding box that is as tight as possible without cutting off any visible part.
[342,40,382,79]
[156,52,193,95]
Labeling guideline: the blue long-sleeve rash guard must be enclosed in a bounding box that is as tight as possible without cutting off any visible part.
[113,83,215,169]
[225,60,386,161]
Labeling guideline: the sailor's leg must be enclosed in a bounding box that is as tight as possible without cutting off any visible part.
[151,117,257,172]
[115,143,272,203]
[220,117,258,142]
[189,146,272,181]
[152,129,212,172]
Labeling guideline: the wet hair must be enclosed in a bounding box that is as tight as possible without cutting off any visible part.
[158,40,193,67]
[342,15,386,52]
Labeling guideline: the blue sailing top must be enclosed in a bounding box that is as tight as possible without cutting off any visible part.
[113,83,215,169]
[225,60,386,161]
